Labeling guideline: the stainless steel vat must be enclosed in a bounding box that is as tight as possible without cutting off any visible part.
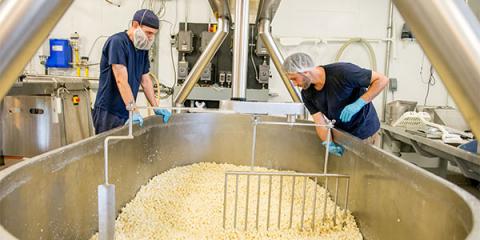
[0,114,478,239]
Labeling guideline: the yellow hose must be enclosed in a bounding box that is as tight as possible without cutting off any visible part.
[74,49,80,76]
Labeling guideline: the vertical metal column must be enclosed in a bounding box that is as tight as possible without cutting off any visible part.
[381,1,394,122]
[231,0,250,101]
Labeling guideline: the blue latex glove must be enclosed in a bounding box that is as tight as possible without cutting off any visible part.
[154,109,172,123]
[125,112,144,127]
[322,141,344,157]
[339,98,367,123]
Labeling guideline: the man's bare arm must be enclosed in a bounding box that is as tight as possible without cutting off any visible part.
[141,73,158,107]
[360,71,389,103]
[112,64,135,106]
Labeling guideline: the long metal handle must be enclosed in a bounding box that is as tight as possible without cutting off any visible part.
[393,0,480,138]
[103,105,134,184]
[174,17,230,105]
[135,105,235,114]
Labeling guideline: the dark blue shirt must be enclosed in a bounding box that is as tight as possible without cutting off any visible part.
[301,63,380,139]
[94,31,150,119]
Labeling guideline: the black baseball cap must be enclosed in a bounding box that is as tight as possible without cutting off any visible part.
[133,9,159,29]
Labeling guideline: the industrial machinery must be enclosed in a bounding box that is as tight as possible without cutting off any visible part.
[41,32,93,77]
[0,75,94,158]
[173,22,271,108]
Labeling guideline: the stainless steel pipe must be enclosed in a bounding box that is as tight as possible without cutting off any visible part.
[0,0,73,100]
[174,17,230,105]
[381,1,394,123]
[256,0,282,24]
[393,0,480,138]
[258,19,301,102]
[231,0,250,100]
[208,0,231,20]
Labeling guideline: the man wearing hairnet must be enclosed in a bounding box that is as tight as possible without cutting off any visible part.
[92,9,171,134]
[283,53,389,156]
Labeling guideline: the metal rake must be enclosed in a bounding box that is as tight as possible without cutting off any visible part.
[222,116,351,232]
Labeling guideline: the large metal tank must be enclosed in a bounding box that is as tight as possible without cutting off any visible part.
[0,113,478,239]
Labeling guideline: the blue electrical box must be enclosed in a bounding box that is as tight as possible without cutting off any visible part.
[46,39,72,68]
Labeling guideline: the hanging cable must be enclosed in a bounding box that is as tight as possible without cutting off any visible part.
[87,35,110,59]
[159,19,177,88]
[105,0,120,7]
[419,54,428,84]
[137,1,176,98]
[250,26,259,81]
[423,65,437,105]
[141,0,167,17]
[149,72,173,100]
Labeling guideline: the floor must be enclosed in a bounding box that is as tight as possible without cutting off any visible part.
[0,156,24,171]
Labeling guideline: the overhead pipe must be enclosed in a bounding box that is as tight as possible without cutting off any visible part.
[258,18,302,102]
[0,0,73,100]
[208,0,231,20]
[231,0,250,101]
[393,0,480,138]
[174,17,230,105]
[256,0,281,23]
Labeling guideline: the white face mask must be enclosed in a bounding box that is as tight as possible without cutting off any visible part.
[133,27,154,50]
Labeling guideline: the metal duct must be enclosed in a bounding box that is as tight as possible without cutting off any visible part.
[393,0,480,138]
[0,0,73,100]
[255,0,281,23]
[174,17,230,105]
[258,19,302,102]
[231,0,250,100]
[208,0,231,20]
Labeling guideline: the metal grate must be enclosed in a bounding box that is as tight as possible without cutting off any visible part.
[222,116,351,232]
[223,171,350,231]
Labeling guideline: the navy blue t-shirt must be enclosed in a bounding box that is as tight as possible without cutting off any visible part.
[94,31,150,119]
[301,63,380,139]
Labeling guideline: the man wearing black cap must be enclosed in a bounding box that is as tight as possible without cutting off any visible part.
[92,9,171,134]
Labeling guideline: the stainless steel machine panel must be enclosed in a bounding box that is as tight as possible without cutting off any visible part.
[0,114,477,239]
[1,96,62,157]
[62,90,93,144]
[1,89,93,158]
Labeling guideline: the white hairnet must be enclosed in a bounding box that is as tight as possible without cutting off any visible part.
[283,52,316,73]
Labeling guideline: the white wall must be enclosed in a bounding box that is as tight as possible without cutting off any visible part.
[24,0,460,117]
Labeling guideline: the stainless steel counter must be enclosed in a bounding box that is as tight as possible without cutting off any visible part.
[382,123,480,181]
